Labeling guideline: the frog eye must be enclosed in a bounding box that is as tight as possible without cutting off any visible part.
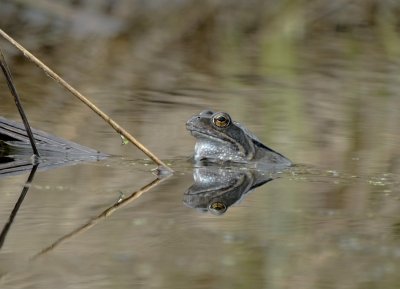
[212,112,231,128]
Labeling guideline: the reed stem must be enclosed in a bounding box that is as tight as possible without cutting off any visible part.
[0,29,173,172]
[0,48,40,157]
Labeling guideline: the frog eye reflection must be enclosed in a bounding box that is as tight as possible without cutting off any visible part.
[209,201,227,215]
[212,113,231,128]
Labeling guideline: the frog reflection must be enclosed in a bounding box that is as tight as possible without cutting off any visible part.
[186,110,291,166]
[183,166,277,215]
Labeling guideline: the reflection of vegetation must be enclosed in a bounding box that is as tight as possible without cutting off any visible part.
[33,176,167,259]
[0,164,38,249]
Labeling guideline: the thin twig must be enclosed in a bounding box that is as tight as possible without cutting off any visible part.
[32,176,166,259]
[0,48,40,157]
[0,29,173,172]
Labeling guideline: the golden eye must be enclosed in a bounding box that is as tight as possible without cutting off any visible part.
[212,112,231,128]
[209,201,227,215]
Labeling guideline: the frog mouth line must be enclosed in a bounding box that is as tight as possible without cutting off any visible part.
[187,128,247,157]
[187,128,226,142]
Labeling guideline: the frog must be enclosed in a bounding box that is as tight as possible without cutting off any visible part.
[186,110,292,166]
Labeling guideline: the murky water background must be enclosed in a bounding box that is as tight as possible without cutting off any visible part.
[0,1,400,288]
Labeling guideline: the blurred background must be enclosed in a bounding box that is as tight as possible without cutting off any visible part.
[0,1,400,288]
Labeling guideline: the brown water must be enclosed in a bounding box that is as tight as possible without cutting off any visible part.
[1,2,400,288]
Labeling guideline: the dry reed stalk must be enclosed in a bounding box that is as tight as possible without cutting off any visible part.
[0,29,173,172]
[0,48,40,157]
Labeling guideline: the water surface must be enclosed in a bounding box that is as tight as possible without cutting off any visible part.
[0,2,400,288]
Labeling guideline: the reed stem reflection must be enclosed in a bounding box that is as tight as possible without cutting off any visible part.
[0,164,39,249]
[33,175,169,259]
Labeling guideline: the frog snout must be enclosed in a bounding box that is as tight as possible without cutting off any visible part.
[186,115,201,129]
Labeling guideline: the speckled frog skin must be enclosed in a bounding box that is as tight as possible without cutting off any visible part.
[186,110,291,166]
